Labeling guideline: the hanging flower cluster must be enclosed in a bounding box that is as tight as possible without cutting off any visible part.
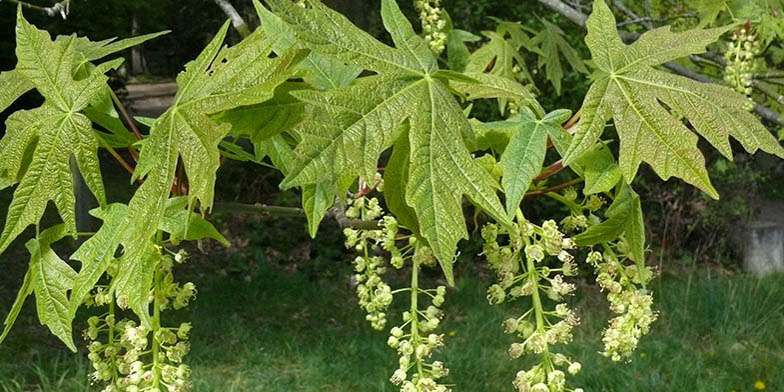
[84,249,195,392]
[343,188,451,391]
[587,248,657,362]
[388,242,451,392]
[344,196,399,330]
[414,0,447,54]
[725,26,761,111]
[482,217,583,392]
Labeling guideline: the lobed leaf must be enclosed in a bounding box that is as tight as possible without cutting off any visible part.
[564,0,784,199]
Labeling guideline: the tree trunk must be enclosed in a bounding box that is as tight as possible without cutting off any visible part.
[131,15,145,75]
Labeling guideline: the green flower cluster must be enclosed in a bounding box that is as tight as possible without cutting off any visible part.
[387,253,450,391]
[725,27,761,111]
[414,0,447,54]
[344,193,449,390]
[483,218,584,392]
[84,249,195,392]
[344,197,402,330]
[587,249,657,362]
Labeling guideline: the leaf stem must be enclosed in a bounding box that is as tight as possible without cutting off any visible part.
[95,133,140,182]
[409,254,424,377]
[524,178,583,199]
[151,232,163,388]
[108,89,142,160]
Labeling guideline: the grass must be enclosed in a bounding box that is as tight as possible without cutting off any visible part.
[0,258,782,392]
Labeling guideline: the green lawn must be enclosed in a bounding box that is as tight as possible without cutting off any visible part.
[0,259,782,392]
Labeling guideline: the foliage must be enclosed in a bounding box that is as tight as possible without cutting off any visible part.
[0,0,783,391]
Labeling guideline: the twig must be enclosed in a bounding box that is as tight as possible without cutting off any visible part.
[612,0,652,29]
[4,0,70,18]
[754,81,784,106]
[213,0,251,38]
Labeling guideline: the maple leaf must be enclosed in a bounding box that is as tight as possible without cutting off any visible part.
[530,18,588,94]
[564,0,784,199]
[267,0,512,283]
[73,22,305,319]
[495,108,572,216]
[0,9,125,254]
[0,225,77,351]
[575,183,646,264]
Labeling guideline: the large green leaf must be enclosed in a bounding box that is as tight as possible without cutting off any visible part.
[498,109,571,216]
[254,0,361,90]
[0,10,123,254]
[575,184,645,263]
[265,0,432,75]
[564,0,784,199]
[270,0,511,280]
[81,23,303,320]
[0,70,32,114]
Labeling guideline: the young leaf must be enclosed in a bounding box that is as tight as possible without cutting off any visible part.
[217,82,307,159]
[530,19,588,94]
[0,10,122,254]
[564,0,784,199]
[23,225,77,351]
[443,11,480,72]
[270,0,511,279]
[450,72,544,117]
[575,184,645,263]
[69,204,127,317]
[280,75,414,186]
[498,108,571,216]
[579,143,622,195]
[0,29,166,115]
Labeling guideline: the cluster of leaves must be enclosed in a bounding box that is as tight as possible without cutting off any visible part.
[0,0,783,390]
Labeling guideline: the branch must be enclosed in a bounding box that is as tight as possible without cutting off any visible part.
[213,0,251,38]
[539,0,784,126]
[612,0,652,29]
[212,202,380,230]
[4,0,70,18]
[537,0,587,26]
